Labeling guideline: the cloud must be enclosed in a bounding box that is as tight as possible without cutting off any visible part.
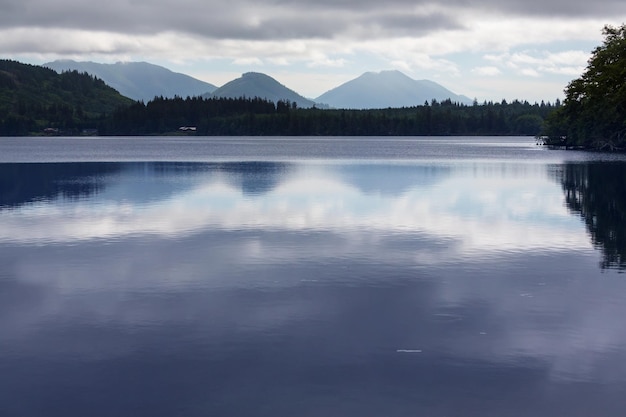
[1,0,625,101]
[4,0,625,42]
[306,55,348,68]
[521,68,541,77]
[2,0,618,61]
[232,57,264,66]
[484,49,590,77]
[2,1,462,40]
[0,163,587,255]
[472,66,502,76]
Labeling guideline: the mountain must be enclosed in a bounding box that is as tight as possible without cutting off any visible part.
[316,70,472,109]
[208,72,317,108]
[44,60,217,102]
[0,59,133,135]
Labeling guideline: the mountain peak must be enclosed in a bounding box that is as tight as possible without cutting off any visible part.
[210,72,317,108]
[242,71,268,77]
[316,70,471,109]
[362,69,409,77]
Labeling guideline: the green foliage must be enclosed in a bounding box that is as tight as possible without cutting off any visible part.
[543,24,626,149]
[100,95,557,136]
[0,60,133,135]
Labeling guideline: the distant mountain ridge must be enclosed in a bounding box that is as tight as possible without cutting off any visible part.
[316,70,472,109]
[208,72,318,108]
[44,60,217,102]
[41,60,473,109]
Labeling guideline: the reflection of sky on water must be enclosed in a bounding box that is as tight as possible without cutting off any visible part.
[3,231,626,417]
[0,162,588,255]
[2,158,626,416]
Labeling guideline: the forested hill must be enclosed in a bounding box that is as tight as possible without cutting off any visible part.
[0,59,561,137]
[0,59,133,135]
[100,95,559,136]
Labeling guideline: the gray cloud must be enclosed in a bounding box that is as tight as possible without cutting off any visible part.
[2,1,464,40]
[3,0,625,42]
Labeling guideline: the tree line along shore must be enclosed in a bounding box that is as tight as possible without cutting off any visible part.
[0,59,556,137]
[96,96,557,137]
[1,24,624,147]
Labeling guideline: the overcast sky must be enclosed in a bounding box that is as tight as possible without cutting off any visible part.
[2,0,625,102]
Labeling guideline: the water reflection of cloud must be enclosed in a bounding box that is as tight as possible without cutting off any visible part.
[4,238,626,388]
[428,252,626,383]
[0,163,589,256]
[2,235,626,416]
[2,160,616,389]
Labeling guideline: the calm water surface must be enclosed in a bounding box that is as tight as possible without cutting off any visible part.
[1,136,626,417]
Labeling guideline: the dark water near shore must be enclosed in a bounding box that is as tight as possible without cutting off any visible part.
[1,136,626,416]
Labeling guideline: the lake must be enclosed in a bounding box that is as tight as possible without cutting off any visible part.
[1,136,626,417]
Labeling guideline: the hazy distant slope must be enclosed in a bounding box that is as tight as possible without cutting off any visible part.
[316,70,472,109]
[209,72,317,108]
[44,60,217,101]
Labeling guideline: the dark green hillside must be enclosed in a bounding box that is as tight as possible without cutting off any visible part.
[101,95,558,136]
[0,59,134,135]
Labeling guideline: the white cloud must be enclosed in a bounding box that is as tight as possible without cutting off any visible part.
[0,165,588,254]
[2,0,624,102]
[472,66,501,76]
[484,48,590,79]
[306,54,348,68]
[267,57,291,66]
[232,57,264,66]
[521,68,541,77]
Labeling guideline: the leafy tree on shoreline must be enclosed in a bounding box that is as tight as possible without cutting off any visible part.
[543,24,626,150]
